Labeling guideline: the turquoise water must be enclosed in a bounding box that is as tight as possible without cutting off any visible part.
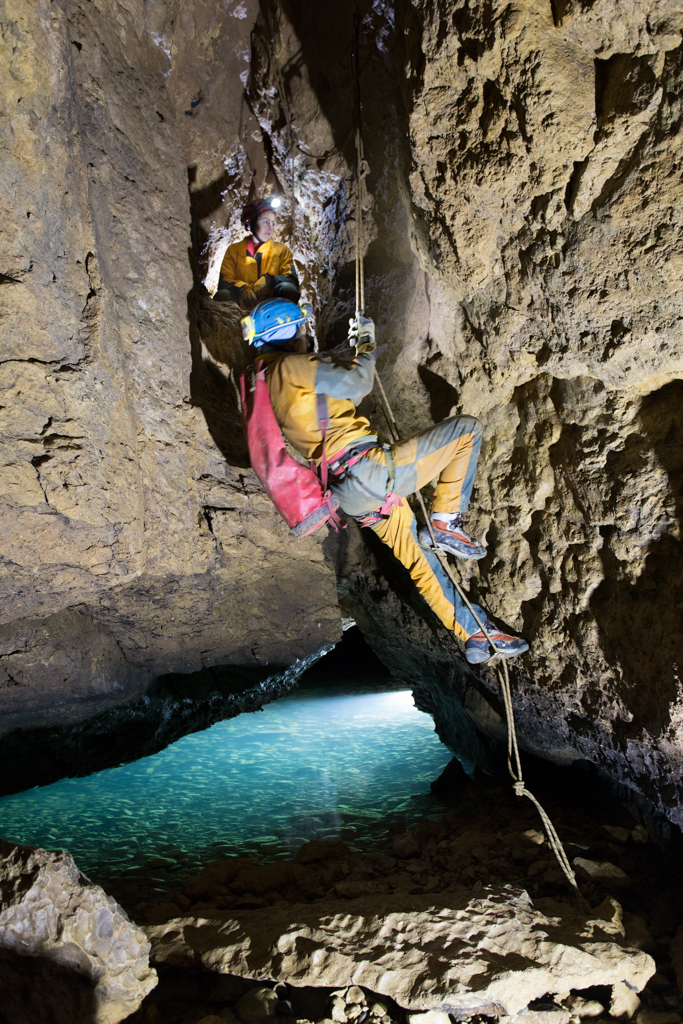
[0,675,451,884]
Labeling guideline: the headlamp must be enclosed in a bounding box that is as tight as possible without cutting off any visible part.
[240,314,256,343]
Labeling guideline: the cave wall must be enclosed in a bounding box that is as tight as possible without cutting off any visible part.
[324,0,683,826]
[0,0,340,737]
[2,0,683,826]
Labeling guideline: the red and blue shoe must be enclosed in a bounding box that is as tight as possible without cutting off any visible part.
[419,513,486,559]
[465,619,529,665]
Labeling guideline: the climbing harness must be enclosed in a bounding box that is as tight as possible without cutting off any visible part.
[348,8,581,902]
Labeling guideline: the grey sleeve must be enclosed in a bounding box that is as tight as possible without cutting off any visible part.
[314,351,376,403]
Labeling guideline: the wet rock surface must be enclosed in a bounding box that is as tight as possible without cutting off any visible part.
[0,838,156,1023]
[0,653,329,797]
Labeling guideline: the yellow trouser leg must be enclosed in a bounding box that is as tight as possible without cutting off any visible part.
[364,417,482,514]
[370,503,470,641]
[413,432,479,512]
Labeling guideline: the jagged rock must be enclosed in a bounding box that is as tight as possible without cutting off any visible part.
[0,839,156,1023]
[0,0,340,757]
[146,887,655,1016]
[573,859,629,883]
[510,1011,570,1024]
[610,980,642,1018]
[564,995,605,1018]
[407,1013,451,1024]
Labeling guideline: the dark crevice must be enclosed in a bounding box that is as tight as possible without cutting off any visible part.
[564,158,589,213]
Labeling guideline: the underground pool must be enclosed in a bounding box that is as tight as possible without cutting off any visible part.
[0,651,452,887]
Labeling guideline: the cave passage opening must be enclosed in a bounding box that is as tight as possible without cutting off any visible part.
[0,629,454,891]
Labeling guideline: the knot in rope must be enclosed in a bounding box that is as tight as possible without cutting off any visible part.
[513,781,525,797]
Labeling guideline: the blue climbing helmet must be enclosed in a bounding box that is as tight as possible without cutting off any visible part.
[241,299,314,347]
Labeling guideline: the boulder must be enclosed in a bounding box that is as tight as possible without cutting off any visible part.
[146,886,654,1017]
[0,839,156,1023]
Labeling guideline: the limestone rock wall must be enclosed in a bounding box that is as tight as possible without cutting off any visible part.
[0,0,340,738]
[328,0,683,825]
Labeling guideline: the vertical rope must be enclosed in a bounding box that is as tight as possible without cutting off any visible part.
[352,9,363,316]
[349,11,580,898]
[376,379,581,895]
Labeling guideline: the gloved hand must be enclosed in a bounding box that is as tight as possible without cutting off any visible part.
[239,285,258,310]
[251,276,273,300]
[348,311,376,353]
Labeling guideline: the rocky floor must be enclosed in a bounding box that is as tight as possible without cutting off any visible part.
[117,761,683,1024]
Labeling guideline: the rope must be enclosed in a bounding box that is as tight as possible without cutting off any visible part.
[373,362,582,898]
[349,9,580,901]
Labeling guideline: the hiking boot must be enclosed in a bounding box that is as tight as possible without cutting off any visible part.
[465,619,529,665]
[418,512,486,559]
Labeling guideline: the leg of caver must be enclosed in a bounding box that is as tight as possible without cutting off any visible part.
[394,415,483,513]
[273,279,300,302]
[369,502,484,642]
[369,502,529,664]
[369,416,486,558]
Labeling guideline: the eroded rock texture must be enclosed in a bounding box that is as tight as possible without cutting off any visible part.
[146,888,654,1015]
[1,0,683,823]
[0,0,340,738]
[0,839,156,1023]
[336,0,683,827]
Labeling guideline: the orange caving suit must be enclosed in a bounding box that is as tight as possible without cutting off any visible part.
[259,347,487,642]
[219,238,298,311]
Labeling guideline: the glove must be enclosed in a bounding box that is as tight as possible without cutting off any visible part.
[252,276,273,300]
[348,311,376,353]
[239,285,258,310]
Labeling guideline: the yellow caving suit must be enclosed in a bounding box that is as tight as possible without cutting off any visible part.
[219,238,298,311]
[259,347,487,642]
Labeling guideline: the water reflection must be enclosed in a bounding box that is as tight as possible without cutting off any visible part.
[0,676,451,882]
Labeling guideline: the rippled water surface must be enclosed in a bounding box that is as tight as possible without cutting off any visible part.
[0,672,451,884]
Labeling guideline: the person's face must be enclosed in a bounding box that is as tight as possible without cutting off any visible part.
[255,212,276,240]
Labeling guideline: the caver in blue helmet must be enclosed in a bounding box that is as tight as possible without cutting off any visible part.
[241,298,314,348]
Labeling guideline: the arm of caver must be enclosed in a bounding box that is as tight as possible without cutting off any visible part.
[314,350,376,405]
[251,276,272,299]
[220,244,250,290]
